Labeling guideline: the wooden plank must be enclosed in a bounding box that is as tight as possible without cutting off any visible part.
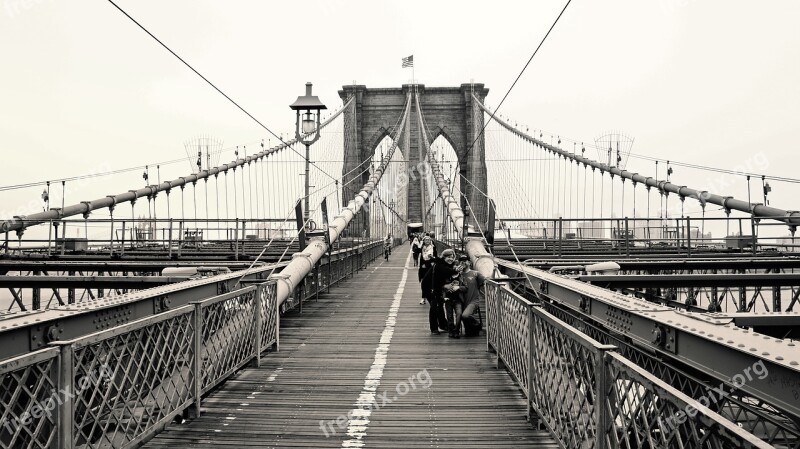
[143,245,558,448]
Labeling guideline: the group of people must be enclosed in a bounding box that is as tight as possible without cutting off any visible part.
[410,233,485,338]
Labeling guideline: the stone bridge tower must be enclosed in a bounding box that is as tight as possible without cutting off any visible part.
[338,83,490,231]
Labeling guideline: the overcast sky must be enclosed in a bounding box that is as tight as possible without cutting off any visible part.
[1,0,799,219]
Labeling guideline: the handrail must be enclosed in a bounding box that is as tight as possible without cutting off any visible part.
[485,280,774,449]
[0,236,383,449]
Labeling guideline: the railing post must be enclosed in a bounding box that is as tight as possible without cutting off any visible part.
[253,284,262,367]
[168,218,173,258]
[47,219,53,256]
[349,248,355,278]
[298,277,304,314]
[595,351,613,449]
[178,221,184,258]
[191,302,203,418]
[274,286,280,352]
[327,251,332,293]
[120,220,125,256]
[314,262,320,302]
[686,216,692,256]
[108,217,115,257]
[56,342,74,449]
[624,217,630,257]
[526,304,535,422]
[61,222,67,255]
[495,289,504,369]
[234,218,239,260]
[486,286,492,353]
[241,220,247,256]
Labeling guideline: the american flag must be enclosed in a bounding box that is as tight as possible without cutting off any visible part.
[402,55,413,68]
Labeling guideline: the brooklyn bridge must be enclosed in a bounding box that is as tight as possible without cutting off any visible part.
[2,2,799,449]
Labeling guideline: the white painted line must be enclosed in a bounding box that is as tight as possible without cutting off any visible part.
[267,366,283,382]
[340,252,411,448]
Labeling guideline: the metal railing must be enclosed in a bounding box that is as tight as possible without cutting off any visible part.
[494,216,800,257]
[1,239,382,313]
[485,280,774,449]
[0,239,383,449]
[0,348,60,449]
[0,217,385,260]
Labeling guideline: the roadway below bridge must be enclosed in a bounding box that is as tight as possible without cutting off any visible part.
[143,244,557,448]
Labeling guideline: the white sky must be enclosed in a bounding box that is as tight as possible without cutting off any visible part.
[1,0,799,220]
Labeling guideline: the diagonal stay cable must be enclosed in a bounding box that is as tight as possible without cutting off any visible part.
[106,0,337,181]
[460,0,572,166]
[231,96,412,288]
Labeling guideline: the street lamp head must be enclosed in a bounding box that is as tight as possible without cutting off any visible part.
[290,82,327,145]
[290,82,327,111]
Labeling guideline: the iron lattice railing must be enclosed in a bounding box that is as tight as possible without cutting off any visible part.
[197,287,258,393]
[0,348,60,449]
[68,307,195,449]
[0,239,382,449]
[485,280,775,449]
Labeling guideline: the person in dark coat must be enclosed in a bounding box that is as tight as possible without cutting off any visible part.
[426,248,459,335]
[410,234,422,267]
[417,235,437,305]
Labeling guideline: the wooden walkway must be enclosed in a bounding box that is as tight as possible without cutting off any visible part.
[144,244,557,448]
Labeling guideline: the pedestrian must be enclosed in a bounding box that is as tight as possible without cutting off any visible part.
[410,233,422,267]
[384,234,392,261]
[443,270,464,338]
[429,248,459,335]
[454,256,486,337]
[417,235,437,305]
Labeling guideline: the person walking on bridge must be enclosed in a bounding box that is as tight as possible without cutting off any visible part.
[410,233,422,267]
[384,234,393,261]
[417,235,437,306]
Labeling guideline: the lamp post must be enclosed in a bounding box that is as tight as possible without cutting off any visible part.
[290,82,327,223]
